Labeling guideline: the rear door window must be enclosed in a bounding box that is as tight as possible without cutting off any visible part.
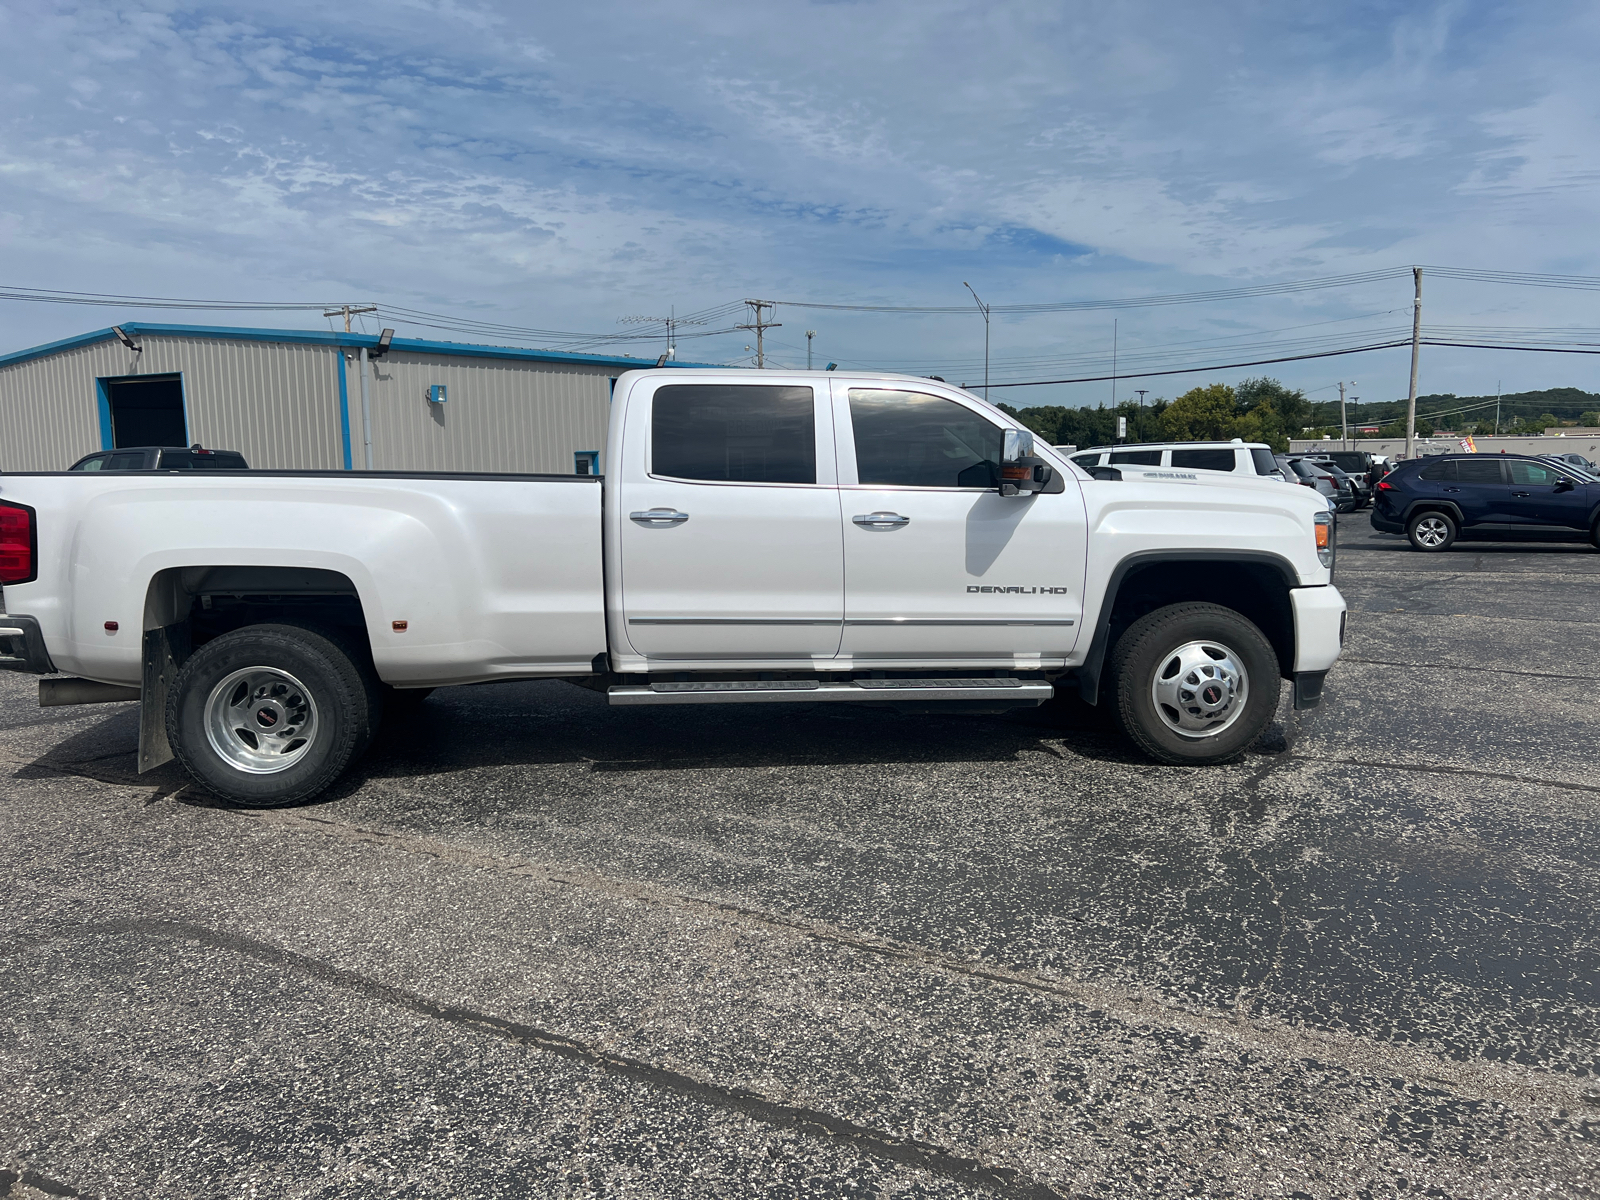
[1172,448,1236,471]
[1108,450,1162,466]
[72,455,107,471]
[1456,459,1504,484]
[1250,448,1278,475]
[847,389,1002,488]
[105,452,147,470]
[651,385,817,484]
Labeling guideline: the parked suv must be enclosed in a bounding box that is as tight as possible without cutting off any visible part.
[1279,457,1354,511]
[1070,440,1280,478]
[69,445,249,472]
[1302,456,1371,508]
[1372,453,1600,551]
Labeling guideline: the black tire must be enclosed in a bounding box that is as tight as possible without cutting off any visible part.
[1110,602,1281,766]
[166,623,380,807]
[1407,509,1457,552]
[1590,515,1600,551]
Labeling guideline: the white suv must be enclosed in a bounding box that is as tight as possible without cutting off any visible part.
[1069,439,1283,479]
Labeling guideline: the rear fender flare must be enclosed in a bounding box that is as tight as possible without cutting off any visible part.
[1400,499,1464,527]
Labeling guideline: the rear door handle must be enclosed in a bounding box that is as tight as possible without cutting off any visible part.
[852,512,910,528]
[1511,491,1531,497]
[1442,486,1460,492]
[629,509,689,525]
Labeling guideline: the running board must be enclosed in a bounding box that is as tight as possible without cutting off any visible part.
[607,677,1054,706]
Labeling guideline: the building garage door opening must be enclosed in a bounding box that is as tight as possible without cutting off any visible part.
[106,375,186,447]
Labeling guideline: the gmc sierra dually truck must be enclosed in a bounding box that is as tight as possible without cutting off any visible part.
[0,370,1345,806]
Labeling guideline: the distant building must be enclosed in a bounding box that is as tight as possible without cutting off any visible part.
[0,323,713,473]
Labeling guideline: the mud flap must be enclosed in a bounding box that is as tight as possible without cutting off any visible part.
[139,623,190,773]
[1292,669,1327,710]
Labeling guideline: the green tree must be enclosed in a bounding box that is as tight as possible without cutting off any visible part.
[1581,410,1600,426]
[1162,384,1238,441]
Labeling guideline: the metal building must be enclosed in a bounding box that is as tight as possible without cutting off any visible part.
[0,323,709,474]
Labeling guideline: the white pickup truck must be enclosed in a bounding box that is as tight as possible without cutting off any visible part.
[0,370,1345,805]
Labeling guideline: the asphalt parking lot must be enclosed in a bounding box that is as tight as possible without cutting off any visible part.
[2,521,1597,1199]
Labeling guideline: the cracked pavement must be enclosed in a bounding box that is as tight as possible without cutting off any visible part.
[1,521,1597,1198]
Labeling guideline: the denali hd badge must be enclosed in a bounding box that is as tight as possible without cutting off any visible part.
[967,586,1073,594]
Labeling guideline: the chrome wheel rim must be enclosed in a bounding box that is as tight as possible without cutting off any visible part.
[204,667,319,774]
[1151,640,1249,739]
[1413,516,1449,548]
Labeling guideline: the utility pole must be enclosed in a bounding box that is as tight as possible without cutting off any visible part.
[323,304,377,333]
[806,330,816,370]
[1339,381,1347,449]
[963,282,990,399]
[1495,380,1501,437]
[737,300,780,368]
[620,306,705,360]
[1405,266,1422,461]
[1111,319,1118,407]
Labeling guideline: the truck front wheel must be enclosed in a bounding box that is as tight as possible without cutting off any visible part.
[1110,603,1280,765]
[166,624,379,806]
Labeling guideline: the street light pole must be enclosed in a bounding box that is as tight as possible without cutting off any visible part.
[806,330,816,370]
[963,282,990,399]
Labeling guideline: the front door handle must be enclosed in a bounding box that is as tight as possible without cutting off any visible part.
[1443,486,1460,492]
[1511,491,1531,497]
[630,508,689,526]
[852,511,911,529]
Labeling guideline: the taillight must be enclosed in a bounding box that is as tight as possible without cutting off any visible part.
[0,500,37,585]
[1377,480,1394,490]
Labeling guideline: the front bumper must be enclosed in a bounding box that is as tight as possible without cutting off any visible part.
[0,615,57,675]
[1291,585,1345,676]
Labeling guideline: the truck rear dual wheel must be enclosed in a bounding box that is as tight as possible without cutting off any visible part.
[166,623,381,807]
[1110,603,1281,765]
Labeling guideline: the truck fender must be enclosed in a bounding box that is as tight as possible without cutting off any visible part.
[1074,549,1300,705]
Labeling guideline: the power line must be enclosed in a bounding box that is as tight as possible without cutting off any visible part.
[771,268,1412,314]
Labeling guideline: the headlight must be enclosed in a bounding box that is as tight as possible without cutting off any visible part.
[1314,511,1335,570]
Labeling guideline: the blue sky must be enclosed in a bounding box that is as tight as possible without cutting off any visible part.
[4,1,1600,409]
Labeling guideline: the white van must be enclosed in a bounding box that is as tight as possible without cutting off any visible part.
[1069,439,1283,479]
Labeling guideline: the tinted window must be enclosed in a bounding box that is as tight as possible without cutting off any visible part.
[1456,458,1504,484]
[848,389,1002,488]
[72,456,106,471]
[1108,450,1162,466]
[652,385,816,484]
[1172,448,1236,471]
[163,452,247,470]
[1071,454,1102,469]
[1250,448,1278,475]
[1508,460,1563,486]
[1289,460,1318,478]
[105,452,147,470]
[1417,458,1455,481]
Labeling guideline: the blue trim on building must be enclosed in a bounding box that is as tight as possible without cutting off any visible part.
[94,378,113,449]
[335,350,352,470]
[0,322,723,372]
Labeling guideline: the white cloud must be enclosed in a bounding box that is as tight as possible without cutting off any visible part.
[1,0,1599,398]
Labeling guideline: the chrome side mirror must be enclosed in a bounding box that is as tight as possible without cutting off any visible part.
[999,428,1053,496]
